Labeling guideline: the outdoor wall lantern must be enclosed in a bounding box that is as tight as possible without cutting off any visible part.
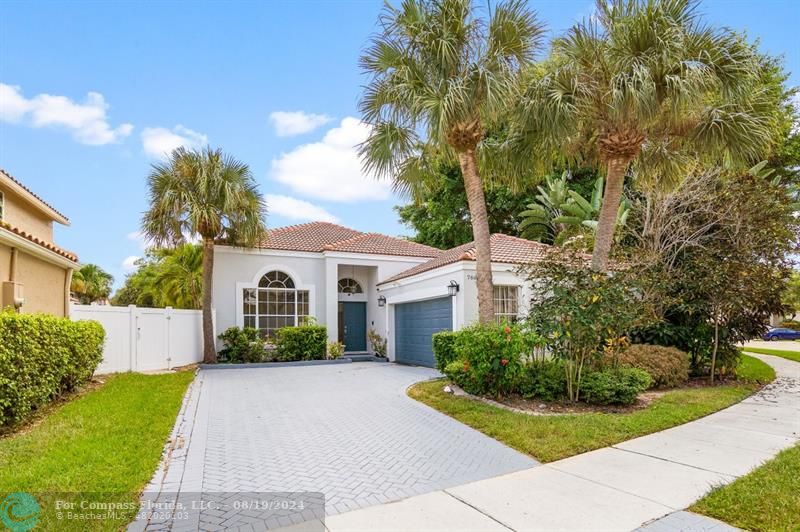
[377,295,386,307]
[447,280,460,297]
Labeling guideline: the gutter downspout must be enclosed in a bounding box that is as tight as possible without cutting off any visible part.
[9,247,17,282]
[65,268,73,317]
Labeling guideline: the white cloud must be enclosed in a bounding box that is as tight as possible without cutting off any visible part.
[269,111,332,137]
[270,117,391,202]
[141,125,207,159]
[122,255,140,272]
[265,194,339,223]
[0,83,133,145]
[127,231,150,250]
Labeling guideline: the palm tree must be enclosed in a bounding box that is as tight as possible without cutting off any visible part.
[155,244,203,310]
[515,0,777,271]
[142,147,266,363]
[71,264,114,304]
[358,0,544,324]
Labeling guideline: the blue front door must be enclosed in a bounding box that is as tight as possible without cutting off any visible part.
[340,302,367,352]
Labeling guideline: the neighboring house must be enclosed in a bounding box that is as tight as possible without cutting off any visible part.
[213,222,546,367]
[0,168,77,316]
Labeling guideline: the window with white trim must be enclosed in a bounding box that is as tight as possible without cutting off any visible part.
[0,191,4,221]
[337,278,363,294]
[242,270,309,338]
[494,285,519,323]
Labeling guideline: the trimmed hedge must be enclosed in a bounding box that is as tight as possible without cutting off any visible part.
[432,331,458,372]
[217,326,267,363]
[616,344,690,388]
[0,311,105,427]
[274,325,327,361]
[581,368,651,405]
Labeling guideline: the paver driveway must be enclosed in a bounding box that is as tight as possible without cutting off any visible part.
[139,362,536,530]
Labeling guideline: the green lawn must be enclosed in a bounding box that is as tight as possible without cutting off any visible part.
[408,354,774,463]
[692,443,800,531]
[0,371,194,531]
[739,346,800,363]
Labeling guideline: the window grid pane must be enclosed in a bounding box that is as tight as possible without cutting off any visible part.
[243,285,312,339]
[494,285,519,324]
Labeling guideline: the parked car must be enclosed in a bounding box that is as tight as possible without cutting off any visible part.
[762,327,800,341]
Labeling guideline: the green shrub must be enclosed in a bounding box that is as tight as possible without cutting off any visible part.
[0,311,105,427]
[614,344,690,388]
[432,331,459,372]
[580,368,651,405]
[327,341,344,360]
[274,325,327,361]
[517,361,567,401]
[217,326,267,363]
[446,324,543,397]
[367,329,387,357]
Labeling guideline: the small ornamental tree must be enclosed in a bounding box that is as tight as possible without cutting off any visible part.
[627,167,798,379]
[525,252,646,401]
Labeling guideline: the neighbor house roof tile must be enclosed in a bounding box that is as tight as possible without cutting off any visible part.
[256,221,441,258]
[0,220,78,262]
[379,234,553,284]
[0,168,70,223]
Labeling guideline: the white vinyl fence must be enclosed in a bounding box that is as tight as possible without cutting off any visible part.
[70,304,205,374]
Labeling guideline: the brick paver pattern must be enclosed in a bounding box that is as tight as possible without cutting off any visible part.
[138,362,536,530]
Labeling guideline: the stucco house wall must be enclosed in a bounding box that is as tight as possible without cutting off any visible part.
[378,262,531,361]
[0,244,70,316]
[0,169,75,317]
[1,186,55,241]
[212,245,429,348]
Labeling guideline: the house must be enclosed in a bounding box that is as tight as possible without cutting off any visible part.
[213,222,547,367]
[0,168,77,316]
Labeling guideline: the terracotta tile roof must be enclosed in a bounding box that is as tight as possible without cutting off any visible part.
[322,233,440,257]
[0,220,78,262]
[379,234,553,284]
[0,168,70,223]
[257,221,441,258]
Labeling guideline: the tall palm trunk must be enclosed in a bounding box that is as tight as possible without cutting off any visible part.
[458,149,495,323]
[591,156,629,271]
[201,237,216,363]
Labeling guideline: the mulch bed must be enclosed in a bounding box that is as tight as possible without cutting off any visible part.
[449,376,754,416]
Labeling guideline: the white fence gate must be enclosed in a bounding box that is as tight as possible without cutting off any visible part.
[70,304,205,374]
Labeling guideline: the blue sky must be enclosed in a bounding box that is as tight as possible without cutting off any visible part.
[1,0,798,288]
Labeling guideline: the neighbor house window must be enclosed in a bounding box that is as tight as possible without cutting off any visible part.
[0,191,4,221]
[338,278,363,294]
[242,270,309,338]
[494,285,519,323]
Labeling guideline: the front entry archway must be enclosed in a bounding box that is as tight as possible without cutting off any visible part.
[339,301,367,352]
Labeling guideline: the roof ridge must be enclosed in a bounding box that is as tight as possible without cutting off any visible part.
[491,233,547,246]
[269,221,362,234]
[0,168,70,223]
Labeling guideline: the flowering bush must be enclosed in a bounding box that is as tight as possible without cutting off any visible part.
[442,323,544,397]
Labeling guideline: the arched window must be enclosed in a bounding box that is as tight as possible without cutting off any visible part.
[337,278,363,294]
[243,271,309,338]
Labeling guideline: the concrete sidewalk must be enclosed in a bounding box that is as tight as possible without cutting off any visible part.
[321,354,799,531]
